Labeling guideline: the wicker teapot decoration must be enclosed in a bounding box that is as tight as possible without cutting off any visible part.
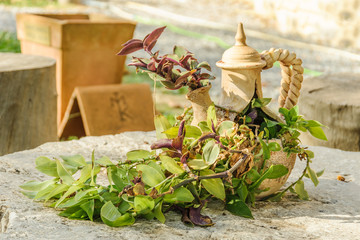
[217,23,304,120]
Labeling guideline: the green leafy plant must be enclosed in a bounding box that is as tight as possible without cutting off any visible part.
[21,101,326,227]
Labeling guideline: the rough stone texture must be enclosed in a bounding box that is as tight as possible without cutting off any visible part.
[0,53,57,156]
[0,131,359,239]
[298,73,360,151]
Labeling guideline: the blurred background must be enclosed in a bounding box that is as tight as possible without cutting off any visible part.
[1,0,360,153]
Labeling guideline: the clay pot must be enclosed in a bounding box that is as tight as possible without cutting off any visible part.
[186,85,213,126]
[255,139,297,199]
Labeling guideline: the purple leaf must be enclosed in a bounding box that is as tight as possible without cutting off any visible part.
[128,60,147,68]
[188,204,214,227]
[172,136,183,152]
[180,152,189,165]
[143,26,166,49]
[174,70,196,87]
[248,109,258,123]
[147,59,157,71]
[146,40,157,52]
[117,41,143,55]
[180,55,192,69]
[198,133,217,142]
[178,121,186,137]
[151,139,173,150]
[121,39,143,47]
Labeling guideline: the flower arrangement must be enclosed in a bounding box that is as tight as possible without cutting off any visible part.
[20,26,327,227]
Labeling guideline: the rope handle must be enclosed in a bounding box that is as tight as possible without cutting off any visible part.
[260,48,304,110]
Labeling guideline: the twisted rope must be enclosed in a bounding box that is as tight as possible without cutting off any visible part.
[260,48,304,109]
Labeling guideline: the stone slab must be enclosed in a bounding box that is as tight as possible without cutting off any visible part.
[0,131,359,240]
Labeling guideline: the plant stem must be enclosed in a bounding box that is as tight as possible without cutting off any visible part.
[171,154,248,191]
[277,153,310,197]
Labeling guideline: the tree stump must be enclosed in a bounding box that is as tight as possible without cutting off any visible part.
[298,73,360,151]
[0,53,57,155]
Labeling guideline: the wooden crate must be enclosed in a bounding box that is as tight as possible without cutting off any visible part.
[16,13,136,129]
[58,84,155,139]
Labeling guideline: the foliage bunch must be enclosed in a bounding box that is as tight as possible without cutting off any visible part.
[21,101,326,227]
[117,26,215,90]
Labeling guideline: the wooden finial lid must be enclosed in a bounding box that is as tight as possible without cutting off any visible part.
[235,23,247,46]
[216,23,265,69]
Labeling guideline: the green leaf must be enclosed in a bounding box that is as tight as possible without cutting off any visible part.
[20,179,56,192]
[200,169,225,200]
[316,169,325,177]
[34,183,57,200]
[137,164,165,187]
[75,164,100,185]
[264,118,278,128]
[163,125,202,139]
[56,159,74,185]
[55,184,84,207]
[266,165,289,179]
[60,155,86,167]
[217,121,235,136]
[305,150,315,159]
[101,201,135,227]
[154,202,166,224]
[294,180,309,200]
[126,150,151,161]
[198,121,211,133]
[148,161,166,179]
[134,195,155,215]
[35,157,59,177]
[307,167,319,186]
[173,45,187,57]
[259,139,270,160]
[226,195,253,219]
[268,142,281,152]
[308,127,327,141]
[80,199,95,221]
[249,165,288,191]
[45,184,69,201]
[202,140,220,165]
[289,105,299,121]
[154,115,172,139]
[160,156,184,174]
[246,169,261,182]
[236,182,249,202]
[279,108,290,123]
[206,103,217,130]
[95,156,114,166]
[197,61,211,71]
[163,187,195,203]
[111,167,127,191]
[251,98,271,108]
[187,159,209,170]
[306,120,324,127]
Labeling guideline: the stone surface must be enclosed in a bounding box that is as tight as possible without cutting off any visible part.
[0,131,359,239]
[298,73,360,151]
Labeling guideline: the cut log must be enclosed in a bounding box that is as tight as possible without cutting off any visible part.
[298,73,360,151]
[0,53,57,155]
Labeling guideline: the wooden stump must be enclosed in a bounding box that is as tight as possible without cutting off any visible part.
[0,53,57,155]
[298,73,360,151]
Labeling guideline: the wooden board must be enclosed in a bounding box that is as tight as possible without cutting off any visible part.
[58,84,155,139]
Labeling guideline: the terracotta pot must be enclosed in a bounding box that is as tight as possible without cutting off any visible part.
[255,139,297,199]
[186,85,213,126]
